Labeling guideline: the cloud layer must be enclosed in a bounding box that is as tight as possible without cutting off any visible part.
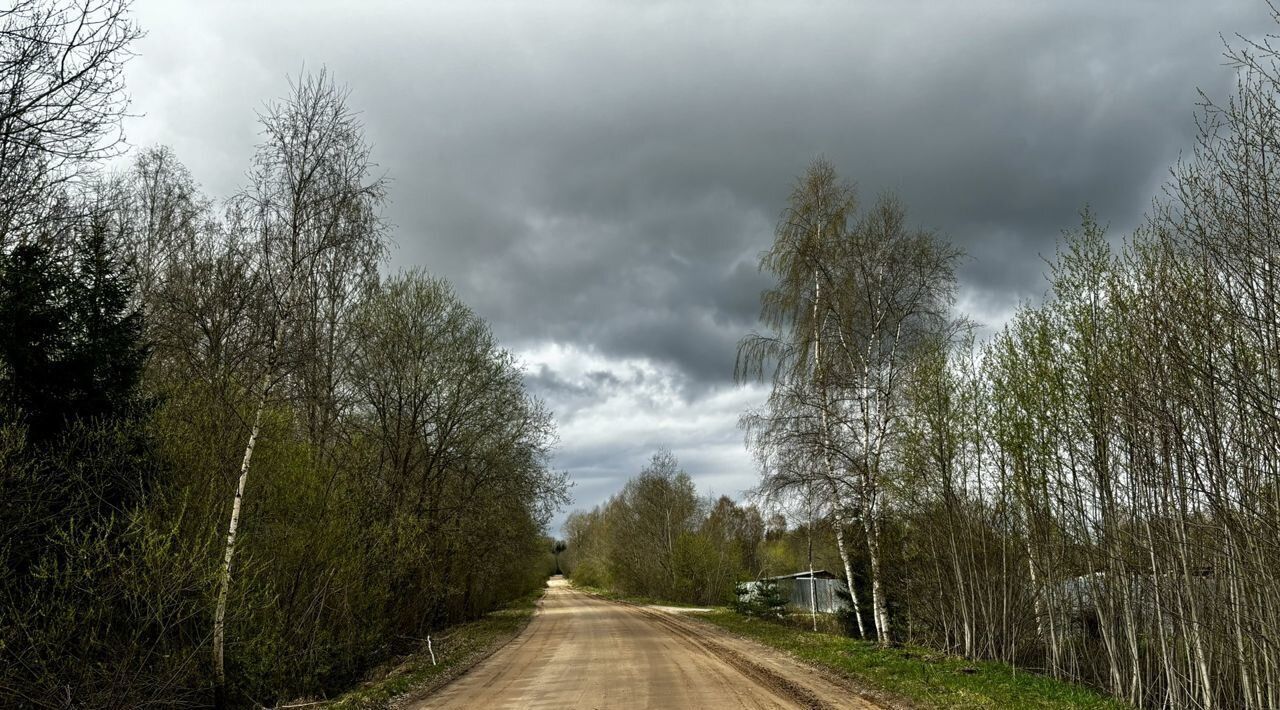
[121,0,1275,527]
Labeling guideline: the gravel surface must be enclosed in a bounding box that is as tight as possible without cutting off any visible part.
[412,578,880,709]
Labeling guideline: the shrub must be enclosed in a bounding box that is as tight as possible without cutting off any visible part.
[733,579,787,619]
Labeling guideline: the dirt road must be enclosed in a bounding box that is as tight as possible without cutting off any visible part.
[413,577,879,709]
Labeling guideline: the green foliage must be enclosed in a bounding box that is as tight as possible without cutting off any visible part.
[0,210,176,707]
[1,267,567,708]
[0,420,208,708]
[0,6,567,706]
[733,579,788,619]
[564,451,764,606]
[0,137,565,710]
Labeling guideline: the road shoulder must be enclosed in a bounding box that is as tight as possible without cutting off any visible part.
[324,595,542,710]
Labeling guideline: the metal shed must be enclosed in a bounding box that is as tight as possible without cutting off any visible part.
[738,570,849,613]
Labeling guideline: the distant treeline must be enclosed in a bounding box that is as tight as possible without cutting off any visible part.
[562,449,838,607]
[0,2,566,707]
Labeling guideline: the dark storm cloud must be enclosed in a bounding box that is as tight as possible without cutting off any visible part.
[123,1,1278,520]
[312,1,1267,383]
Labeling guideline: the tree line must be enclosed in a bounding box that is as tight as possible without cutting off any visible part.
[563,450,761,606]
[734,21,1280,710]
[562,449,853,609]
[0,2,567,707]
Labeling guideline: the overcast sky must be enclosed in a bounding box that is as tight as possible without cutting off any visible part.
[121,0,1274,531]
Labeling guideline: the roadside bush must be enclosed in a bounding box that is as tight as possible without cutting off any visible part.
[733,579,787,619]
[0,419,214,709]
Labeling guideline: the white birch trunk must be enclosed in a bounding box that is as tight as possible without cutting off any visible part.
[212,379,269,708]
[812,272,865,637]
[864,510,890,642]
[808,493,818,631]
[833,512,865,637]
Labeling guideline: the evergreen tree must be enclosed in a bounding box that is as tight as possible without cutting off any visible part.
[0,215,148,445]
[0,242,73,442]
[0,210,154,576]
[67,212,149,424]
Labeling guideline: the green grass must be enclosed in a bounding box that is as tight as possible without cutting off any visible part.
[323,594,540,709]
[698,611,1128,710]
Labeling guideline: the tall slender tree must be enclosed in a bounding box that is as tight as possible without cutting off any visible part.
[211,70,387,709]
[738,158,869,636]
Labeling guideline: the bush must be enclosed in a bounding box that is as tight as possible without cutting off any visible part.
[733,579,787,619]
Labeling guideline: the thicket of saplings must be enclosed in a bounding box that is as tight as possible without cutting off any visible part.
[0,4,566,707]
[731,32,1280,710]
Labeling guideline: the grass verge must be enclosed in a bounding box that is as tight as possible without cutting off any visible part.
[323,593,540,709]
[697,611,1128,710]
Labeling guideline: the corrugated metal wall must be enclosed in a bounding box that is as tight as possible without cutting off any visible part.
[780,577,847,613]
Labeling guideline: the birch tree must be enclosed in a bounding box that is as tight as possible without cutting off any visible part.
[211,70,387,709]
[740,160,961,643]
[118,145,208,313]
[826,196,961,642]
[737,158,869,636]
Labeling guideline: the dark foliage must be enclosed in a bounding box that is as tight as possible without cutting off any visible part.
[734,579,788,620]
[0,223,147,446]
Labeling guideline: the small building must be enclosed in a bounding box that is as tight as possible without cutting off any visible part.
[738,570,849,614]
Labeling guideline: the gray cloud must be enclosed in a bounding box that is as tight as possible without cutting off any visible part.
[121,0,1276,523]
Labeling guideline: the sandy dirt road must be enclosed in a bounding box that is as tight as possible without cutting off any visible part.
[413,577,879,709]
